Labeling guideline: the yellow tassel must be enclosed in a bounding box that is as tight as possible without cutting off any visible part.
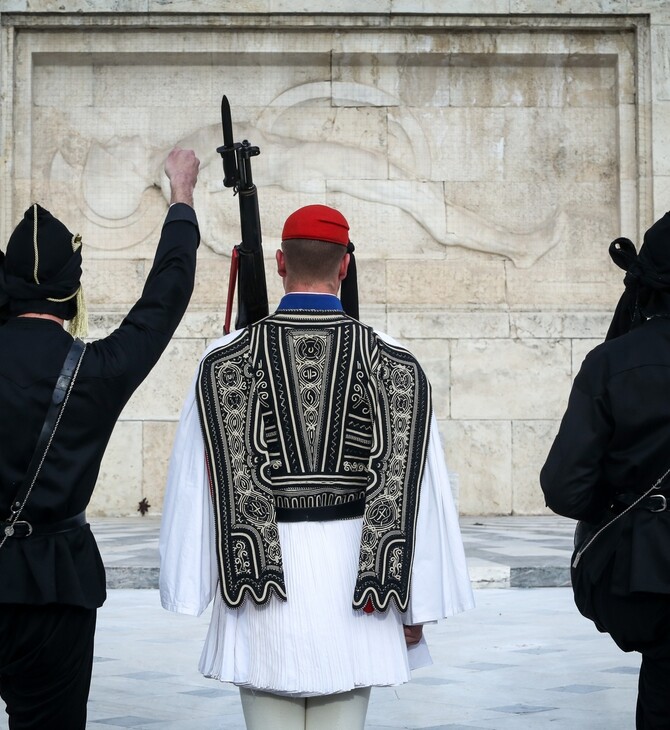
[67,284,88,339]
[46,232,88,338]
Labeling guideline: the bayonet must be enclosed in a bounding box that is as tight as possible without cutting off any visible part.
[216,96,268,333]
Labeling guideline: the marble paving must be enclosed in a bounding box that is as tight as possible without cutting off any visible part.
[93,515,576,590]
[0,587,639,729]
[1,517,640,729]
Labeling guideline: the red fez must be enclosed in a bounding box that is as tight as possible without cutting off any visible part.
[281,205,350,246]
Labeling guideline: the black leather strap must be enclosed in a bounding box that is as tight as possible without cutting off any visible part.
[2,511,87,538]
[615,492,670,513]
[7,338,85,515]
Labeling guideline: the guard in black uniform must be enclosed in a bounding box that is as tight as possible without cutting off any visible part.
[0,147,200,730]
[541,212,670,729]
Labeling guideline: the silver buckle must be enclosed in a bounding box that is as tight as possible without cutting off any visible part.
[3,520,33,537]
[650,494,668,513]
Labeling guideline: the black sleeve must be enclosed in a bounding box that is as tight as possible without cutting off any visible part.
[540,354,613,522]
[85,203,200,395]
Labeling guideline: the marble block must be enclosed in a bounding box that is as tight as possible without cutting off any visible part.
[512,420,560,515]
[0,10,660,516]
[451,338,573,421]
[121,339,207,421]
[443,419,512,516]
[142,420,179,514]
[89,421,143,517]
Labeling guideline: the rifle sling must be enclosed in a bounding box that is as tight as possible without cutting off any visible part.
[6,337,86,516]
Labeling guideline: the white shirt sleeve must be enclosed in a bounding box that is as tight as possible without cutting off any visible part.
[158,374,216,616]
[159,332,243,616]
[404,414,475,624]
[372,328,475,625]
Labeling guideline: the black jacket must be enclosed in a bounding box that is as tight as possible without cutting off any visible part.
[0,203,199,608]
[540,315,670,594]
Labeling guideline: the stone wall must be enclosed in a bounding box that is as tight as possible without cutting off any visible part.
[0,2,666,516]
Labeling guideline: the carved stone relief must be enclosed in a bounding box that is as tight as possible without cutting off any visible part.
[5,22,642,515]
[23,39,632,284]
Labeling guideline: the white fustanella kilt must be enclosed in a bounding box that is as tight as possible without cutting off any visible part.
[198,517,429,696]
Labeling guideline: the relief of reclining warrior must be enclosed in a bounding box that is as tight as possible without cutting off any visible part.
[47,81,565,268]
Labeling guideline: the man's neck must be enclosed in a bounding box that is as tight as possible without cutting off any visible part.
[18,313,65,326]
[284,284,338,295]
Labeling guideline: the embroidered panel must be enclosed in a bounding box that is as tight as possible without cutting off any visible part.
[353,339,432,612]
[197,330,286,607]
[198,311,432,611]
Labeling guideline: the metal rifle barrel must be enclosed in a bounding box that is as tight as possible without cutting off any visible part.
[235,185,268,328]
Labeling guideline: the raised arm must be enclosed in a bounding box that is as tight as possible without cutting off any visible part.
[166,147,199,208]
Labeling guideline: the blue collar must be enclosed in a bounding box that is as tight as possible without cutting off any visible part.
[277,293,343,311]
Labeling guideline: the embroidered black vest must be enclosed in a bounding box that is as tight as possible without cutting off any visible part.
[197,310,432,612]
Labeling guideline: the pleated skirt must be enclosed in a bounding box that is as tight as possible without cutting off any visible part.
[198,517,425,696]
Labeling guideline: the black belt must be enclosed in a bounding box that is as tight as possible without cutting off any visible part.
[276,498,365,522]
[615,493,670,513]
[2,511,87,539]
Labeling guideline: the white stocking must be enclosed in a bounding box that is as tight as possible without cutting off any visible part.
[239,687,371,730]
[239,688,305,730]
[306,687,371,730]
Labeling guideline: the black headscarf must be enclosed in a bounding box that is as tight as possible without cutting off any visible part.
[340,241,359,320]
[0,204,82,323]
[606,212,670,340]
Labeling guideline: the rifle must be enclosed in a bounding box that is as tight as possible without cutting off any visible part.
[217,95,269,334]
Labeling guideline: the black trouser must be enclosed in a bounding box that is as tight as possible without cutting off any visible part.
[575,561,670,729]
[637,655,670,729]
[0,603,97,730]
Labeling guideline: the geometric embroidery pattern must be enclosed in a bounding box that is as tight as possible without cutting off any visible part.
[197,310,432,611]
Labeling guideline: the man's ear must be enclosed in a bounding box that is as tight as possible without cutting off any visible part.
[276,249,287,278]
[338,252,350,282]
